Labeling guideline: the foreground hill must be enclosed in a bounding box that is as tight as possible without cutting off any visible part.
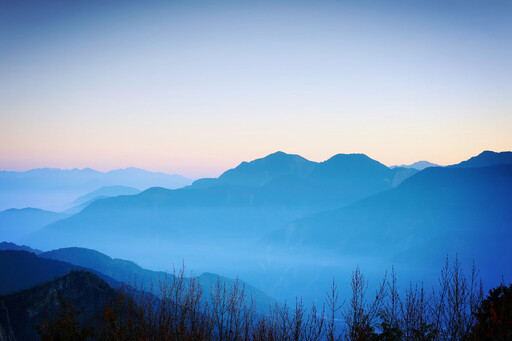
[267,163,512,283]
[0,271,116,341]
[0,250,81,295]
[0,208,68,242]
[0,167,192,211]
[0,246,276,313]
[26,152,416,251]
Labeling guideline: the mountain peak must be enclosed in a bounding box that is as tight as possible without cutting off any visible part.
[326,153,371,162]
[196,152,315,188]
[322,153,389,170]
[260,151,307,162]
[391,161,440,170]
[268,150,288,157]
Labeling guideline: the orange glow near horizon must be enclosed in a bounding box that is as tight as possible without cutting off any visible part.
[1,1,510,178]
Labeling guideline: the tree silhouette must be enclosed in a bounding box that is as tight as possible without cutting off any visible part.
[471,283,512,340]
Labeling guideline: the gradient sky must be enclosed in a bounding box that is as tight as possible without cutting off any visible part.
[1,0,511,178]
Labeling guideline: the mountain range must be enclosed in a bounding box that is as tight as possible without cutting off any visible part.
[267,163,512,273]
[24,152,418,251]
[0,167,192,211]
[2,150,510,303]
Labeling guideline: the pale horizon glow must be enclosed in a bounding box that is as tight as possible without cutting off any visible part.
[1,0,511,179]
[3,147,511,180]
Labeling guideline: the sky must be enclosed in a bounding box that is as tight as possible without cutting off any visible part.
[1,0,511,178]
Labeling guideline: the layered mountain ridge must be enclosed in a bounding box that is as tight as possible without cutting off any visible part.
[2,150,510,302]
[0,167,192,211]
[25,151,418,251]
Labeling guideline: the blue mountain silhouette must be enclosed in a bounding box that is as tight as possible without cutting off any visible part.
[24,152,415,250]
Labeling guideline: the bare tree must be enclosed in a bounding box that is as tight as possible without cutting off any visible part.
[39,257,492,341]
[343,266,387,340]
[326,278,344,341]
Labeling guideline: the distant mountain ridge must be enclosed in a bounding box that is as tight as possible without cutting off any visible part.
[0,167,191,191]
[71,185,141,206]
[64,185,142,214]
[0,167,192,211]
[0,208,68,242]
[391,160,440,170]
